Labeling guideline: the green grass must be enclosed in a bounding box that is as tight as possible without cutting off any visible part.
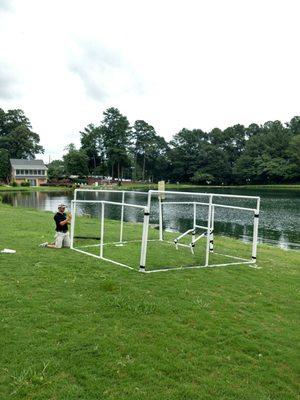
[122,182,300,190]
[0,203,299,399]
[73,216,253,271]
[0,186,72,192]
[88,182,300,191]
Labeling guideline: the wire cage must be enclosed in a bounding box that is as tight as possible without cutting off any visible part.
[70,189,260,273]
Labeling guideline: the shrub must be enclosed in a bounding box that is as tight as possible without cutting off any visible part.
[190,172,215,185]
[21,181,30,187]
[11,181,18,187]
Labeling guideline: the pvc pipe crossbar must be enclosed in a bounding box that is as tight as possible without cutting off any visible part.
[75,188,259,201]
[213,204,256,212]
[143,260,255,274]
[74,199,255,213]
[75,189,148,196]
[192,232,206,244]
[162,201,256,212]
[72,247,134,270]
[150,189,260,200]
[77,239,159,249]
[162,201,205,205]
[174,228,194,241]
[72,199,146,210]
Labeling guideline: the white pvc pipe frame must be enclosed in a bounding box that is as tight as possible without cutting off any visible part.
[71,189,260,273]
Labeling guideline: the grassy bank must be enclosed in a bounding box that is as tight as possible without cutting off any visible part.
[0,186,72,192]
[119,182,300,191]
[1,183,299,193]
[0,203,299,399]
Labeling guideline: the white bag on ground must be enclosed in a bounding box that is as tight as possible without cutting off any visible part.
[1,249,16,253]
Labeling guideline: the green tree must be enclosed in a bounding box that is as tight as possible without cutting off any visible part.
[210,124,246,170]
[169,129,209,182]
[132,120,168,181]
[287,135,300,166]
[0,108,44,158]
[191,172,214,184]
[0,148,10,182]
[233,120,299,183]
[47,160,66,180]
[80,123,105,173]
[100,108,131,180]
[147,135,170,182]
[169,129,231,184]
[287,116,300,136]
[63,144,89,177]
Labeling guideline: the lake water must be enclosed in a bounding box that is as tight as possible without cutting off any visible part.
[1,187,299,250]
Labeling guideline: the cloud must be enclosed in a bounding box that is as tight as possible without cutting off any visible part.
[68,39,145,101]
[0,0,12,12]
[0,63,19,99]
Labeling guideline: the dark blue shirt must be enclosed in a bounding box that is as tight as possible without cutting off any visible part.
[54,212,68,232]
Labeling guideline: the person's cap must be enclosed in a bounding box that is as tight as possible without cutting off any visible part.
[58,203,66,209]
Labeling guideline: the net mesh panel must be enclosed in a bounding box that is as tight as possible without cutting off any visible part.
[74,190,124,241]
[72,190,257,271]
[158,192,209,233]
[102,203,145,269]
[73,201,102,252]
[144,192,209,270]
[73,190,147,270]
[209,194,256,262]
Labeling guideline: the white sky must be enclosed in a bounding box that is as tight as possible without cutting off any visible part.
[0,0,299,161]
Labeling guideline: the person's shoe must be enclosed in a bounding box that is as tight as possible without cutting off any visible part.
[39,242,48,248]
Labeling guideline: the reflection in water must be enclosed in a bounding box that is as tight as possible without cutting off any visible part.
[1,188,300,250]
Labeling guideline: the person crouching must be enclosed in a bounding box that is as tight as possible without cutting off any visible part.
[40,203,72,248]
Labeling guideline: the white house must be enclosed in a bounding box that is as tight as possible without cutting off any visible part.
[10,159,48,186]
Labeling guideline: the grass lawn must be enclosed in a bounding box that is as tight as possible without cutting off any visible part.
[0,203,299,399]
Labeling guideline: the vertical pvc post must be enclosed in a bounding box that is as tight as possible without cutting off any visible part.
[71,190,78,249]
[158,196,163,241]
[193,202,196,230]
[140,207,150,272]
[100,202,105,258]
[147,190,152,210]
[70,200,76,249]
[120,191,125,243]
[210,205,215,252]
[190,202,196,253]
[205,195,213,266]
[252,197,260,262]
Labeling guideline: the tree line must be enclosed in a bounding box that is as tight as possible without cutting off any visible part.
[51,107,300,184]
[0,106,299,184]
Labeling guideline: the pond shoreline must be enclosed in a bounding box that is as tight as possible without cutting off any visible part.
[1,187,299,251]
[1,183,300,193]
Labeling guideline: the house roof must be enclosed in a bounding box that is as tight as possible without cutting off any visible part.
[10,159,48,170]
